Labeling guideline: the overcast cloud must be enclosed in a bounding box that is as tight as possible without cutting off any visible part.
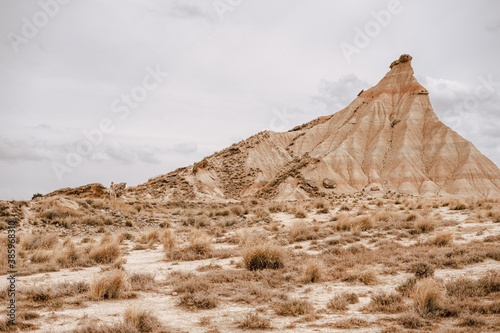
[0,0,499,200]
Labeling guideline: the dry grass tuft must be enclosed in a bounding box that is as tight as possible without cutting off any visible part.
[302,261,323,283]
[139,229,160,245]
[242,242,285,271]
[335,215,373,232]
[21,233,59,250]
[129,272,156,291]
[367,292,406,313]
[161,229,176,254]
[410,262,435,279]
[414,218,435,233]
[327,292,358,311]
[90,270,126,300]
[89,238,121,264]
[123,306,163,332]
[275,298,312,316]
[290,221,317,242]
[238,312,272,330]
[412,278,443,314]
[428,232,453,247]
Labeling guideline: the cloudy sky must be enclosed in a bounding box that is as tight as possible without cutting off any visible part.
[0,0,499,200]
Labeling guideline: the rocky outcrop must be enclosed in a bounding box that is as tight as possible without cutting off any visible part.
[130,55,500,200]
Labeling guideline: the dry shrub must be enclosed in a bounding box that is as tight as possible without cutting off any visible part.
[458,315,486,327]
[89,236,121,264]
[268,204,284,213]
[397,277,417,297]
[25,285,52,302]
[357,268,378,285]
[410,262,435,279]
[178,291,218,310]
[335,215,373,232]
[21,233,58,250]
[238,312,271,330]
[55,240,88,267]
[242,242,285,271]
[327,292,358,311]
[449,200,468,210]
[187,232,212,255]
[30,250,52,263]
[332,318,369,329]
[446,270,500,299]
[412,278,443,314]
[302,261,323,283]
[397,312,430,329]
[428,232,453,247]
[294,209,307,219]
[161,229,176,255]
[290,221,317,242]
[139,229,160,245]
[129,272,156,291]
[123,306,163,332]
[90,270,126,300]
[368,292,406,313]
[274,299,312,316]
[230,205,247,216]
[414,218,434,233]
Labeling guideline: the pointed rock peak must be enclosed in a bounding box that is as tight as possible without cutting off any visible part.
[389,54,413,69]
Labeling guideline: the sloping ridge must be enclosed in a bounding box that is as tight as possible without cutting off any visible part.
[132,54,500,200]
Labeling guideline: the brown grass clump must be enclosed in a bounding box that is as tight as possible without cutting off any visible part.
[161,229,176,255]
[410,262,435,279]
[129,272,156,291]
[123,306,163,332]
[367,292,406,313]
[446,270,500,299]
[397,312,430,329]
[412,278,443,314]
[294,209,307,219]
[275,298,312,316]
[242,242,285,271]
[327,292,358,311]
[302,261,323,283]
[178,291,218,310]
[238,312,271,330]
[359,269,378,285]
[414,217,435,233]
[186,232,213,258]
[290,221,317,242]
[331,318,369,329]
[88,236,121,264]
[90,270,127,300]
[428,232,453,247]
[167,230,213,261]
[30,250,52,263]
[21,233,59,250]
[139,229,160,245]
[335,215,373,232]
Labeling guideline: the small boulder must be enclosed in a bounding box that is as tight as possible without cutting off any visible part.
[323,178,336,189]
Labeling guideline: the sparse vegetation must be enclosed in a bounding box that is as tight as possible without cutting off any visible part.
[242,242,285,270]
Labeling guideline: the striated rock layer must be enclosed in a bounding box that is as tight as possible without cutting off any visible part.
[132,55,500,200]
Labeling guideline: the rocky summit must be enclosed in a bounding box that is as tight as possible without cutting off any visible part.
[133,55,500,201]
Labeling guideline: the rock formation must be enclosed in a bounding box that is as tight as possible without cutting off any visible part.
[132,55,500,200]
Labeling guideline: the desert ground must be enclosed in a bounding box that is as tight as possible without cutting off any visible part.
[1,193,500,332]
